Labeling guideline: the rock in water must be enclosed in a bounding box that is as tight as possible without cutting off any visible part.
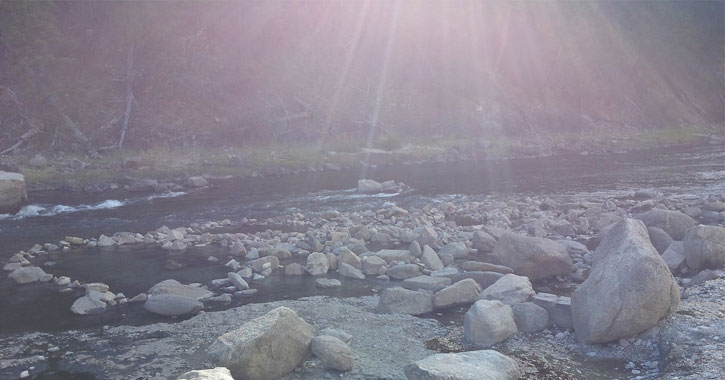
[148,279,213,300]
[177,367,234,380]
[306,252,329,275]
[490,233,573,280]
[187,176,209,187]
[338,262,365,279]
[404,350,521,380]
[208,307,315,380]
[144,294,203,316]
[636,209,696,240]
[464,300,518,347]
[228,272,249,290]
[683,225,725,270]
[0,171,27,214]
[571,219,680,344]
[315,278,342,288]
[311,335,353,371]
[70,296,107,315]
[357,179,383,194]
[97,234,116,247]
[662,241,686,273]
[9,266,51,284]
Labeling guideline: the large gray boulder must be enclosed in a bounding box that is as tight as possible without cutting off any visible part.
[377,287,433,315]
[144,294,203,316]
[636,209,696,240]
[433,279,481,309]
[404,350,521,380]
[305,252,329,275]
[0,171,27,214]
[208,307,315,380]
[464,300,518,347]
[571,219,680,344]
[9,266,51,285]
[491,233,573,280]
[311,335,353,371]
[148,279,213,300]
[479,274,535,305]
[362,255,387,275]
[177,368,234,380]
[683,225,725,270]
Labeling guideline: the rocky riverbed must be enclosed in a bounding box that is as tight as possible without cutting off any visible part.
[1,180,724,379]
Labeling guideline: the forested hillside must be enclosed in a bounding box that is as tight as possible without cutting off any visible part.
[0,1,723,154]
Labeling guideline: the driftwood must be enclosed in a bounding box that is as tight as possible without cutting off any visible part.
[0,122,40,155]
[49,97,98,157]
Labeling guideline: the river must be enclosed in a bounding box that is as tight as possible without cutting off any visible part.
[0,144,723,379]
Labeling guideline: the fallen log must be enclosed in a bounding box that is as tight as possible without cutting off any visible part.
[0,123,40,155]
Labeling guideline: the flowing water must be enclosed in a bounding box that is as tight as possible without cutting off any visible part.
[1,145,723,379]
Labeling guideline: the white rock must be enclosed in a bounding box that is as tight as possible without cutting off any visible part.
[464,300,517,347]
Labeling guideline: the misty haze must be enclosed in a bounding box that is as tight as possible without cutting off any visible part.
[0,1,723,380]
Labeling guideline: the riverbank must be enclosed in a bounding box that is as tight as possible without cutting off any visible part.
[1,184,724,379]
[11,125,723,193]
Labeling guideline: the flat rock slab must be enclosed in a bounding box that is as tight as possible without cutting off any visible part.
[404,350,521,380]
[145,294,203,317]
[402,275,452,292]
[148,279,213,300]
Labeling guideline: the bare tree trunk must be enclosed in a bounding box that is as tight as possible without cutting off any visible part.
[118,44,135,148]
[49,97,98,157]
